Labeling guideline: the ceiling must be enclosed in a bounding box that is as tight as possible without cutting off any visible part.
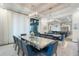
[0,3,79,19]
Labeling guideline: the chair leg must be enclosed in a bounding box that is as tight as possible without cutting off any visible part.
[17,47,20,55]
[22,52,25,56]
[55,52,57,56]
[21,49,24,56]
[15,44,17,50]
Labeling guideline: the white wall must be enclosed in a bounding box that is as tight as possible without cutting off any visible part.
[38,18,49,34]
[72,9,79,42]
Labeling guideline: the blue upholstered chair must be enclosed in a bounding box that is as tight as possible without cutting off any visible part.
[21,40,39,56]
[13,36,24,55]
[17,37,23,55]
[39,41,58,56]
[60,34,65,41]
[13,36,18,50]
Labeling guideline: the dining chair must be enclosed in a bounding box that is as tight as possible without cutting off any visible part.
[61,34,65,41]
[60,34,65,46]
[15,36,28,56]
[13,36,18,50]
[39,41,58,56]
[17,37,24,55]
[21,40,40,56]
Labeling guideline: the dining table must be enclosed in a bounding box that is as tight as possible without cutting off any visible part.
[21,35,57,50]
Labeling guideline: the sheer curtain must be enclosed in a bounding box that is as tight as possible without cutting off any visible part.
[0,8,30,45]
[12,12,30,36]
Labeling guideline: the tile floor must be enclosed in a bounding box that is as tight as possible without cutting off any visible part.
[57,41,78,56]
[0,40,78,56]
[0,44,17,56]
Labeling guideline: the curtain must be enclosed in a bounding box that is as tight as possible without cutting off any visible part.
[0,8,29,45]
[0,8,9,45]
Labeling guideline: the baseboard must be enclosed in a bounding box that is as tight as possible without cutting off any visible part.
[71,41,78,43]
[0,43,14,46]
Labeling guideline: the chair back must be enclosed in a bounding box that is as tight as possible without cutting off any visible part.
[17,37,22,49]
[13,36,16,44]
[61,34,65,41]
[21,40,38,56]
[21,34,26,36]
[41,41,58,56]
[13,35,18,45]
[13,36,22,50]
[52,41,58,55]
[21,40,28,55]
[21,40,35,56]
[48,41,58,56]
